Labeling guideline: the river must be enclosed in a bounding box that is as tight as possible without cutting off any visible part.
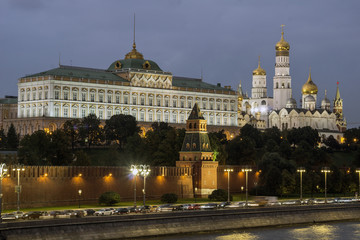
[138,221,360,240]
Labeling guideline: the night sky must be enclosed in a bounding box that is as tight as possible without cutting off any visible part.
[1,0,359,128]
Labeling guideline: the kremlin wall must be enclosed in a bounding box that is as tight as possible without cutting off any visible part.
[1,165,258,209]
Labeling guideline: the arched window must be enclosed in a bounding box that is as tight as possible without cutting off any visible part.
[189,123,192,129]
[194,123,197,129]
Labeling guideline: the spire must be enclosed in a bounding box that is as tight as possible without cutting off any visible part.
[281,24,285,40]
[188,103,204,120]
[253,55,266,75]
[335,82,341,99]
[237,80,244,97]
[125,14,144,60]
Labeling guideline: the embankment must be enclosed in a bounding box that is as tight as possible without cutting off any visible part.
[0,204,359,239]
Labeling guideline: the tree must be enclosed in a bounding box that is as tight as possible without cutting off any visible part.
[98,191,121,206]
[208,189,231,201]
[18,131,51,165]
[240,124,263,148]
[6,124,19,149]
[63,119,81,150]
[0,129,6,149]
[72,150,91,166]
[48,129,72,165]
[104,114,139,150]
[281,169,296,197]
[79,114,103,148]
[226,136,256,165]
[324,135,341,150]
[209,130,228,165]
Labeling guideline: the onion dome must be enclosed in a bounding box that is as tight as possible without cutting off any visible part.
[253,56,266,75]
[125,43,144,60]
[286,97,297,108]
[305,95,315,102]
[275,26,290,56]
[302,69,318,94]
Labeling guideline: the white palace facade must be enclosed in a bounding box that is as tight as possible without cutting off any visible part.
[6,41,239,138]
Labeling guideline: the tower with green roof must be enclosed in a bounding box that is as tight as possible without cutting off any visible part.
[177,103,218,197]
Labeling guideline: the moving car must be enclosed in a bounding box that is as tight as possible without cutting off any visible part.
[1,213,17,221]
[23,211,43,220]
[94,209,113,216]
[114,208,129,215]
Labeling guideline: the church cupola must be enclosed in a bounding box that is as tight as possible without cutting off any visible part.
[251,56,267,99]
[302,68,318,109]
[321,90,331,111]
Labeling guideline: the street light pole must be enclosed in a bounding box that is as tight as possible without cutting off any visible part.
[130,165,139,208]
[78,189,82,208]
[0,163,8,223]
[224,168,233,202]
[356,168,360,199]
[242,166,252,207]
[321,167,331,204]
[13,165,25,211]
[140,165,150,207]
[297,167,306,204]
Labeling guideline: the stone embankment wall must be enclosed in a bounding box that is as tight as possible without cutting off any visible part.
[0,205,359,240]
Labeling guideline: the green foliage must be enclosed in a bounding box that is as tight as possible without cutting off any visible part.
[63,119,81,150]
[79,114,103,148]
[73,150,91,166]
[208,130,228,164]
[98,191,121,206]
[226,136,256,165]
[208,189,231,201]
[161,193,178,203]
[6,124,19,149]
[240,124,263,148]
[105,114,139,150]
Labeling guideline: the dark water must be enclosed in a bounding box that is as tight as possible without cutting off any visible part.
[139,221,360,240]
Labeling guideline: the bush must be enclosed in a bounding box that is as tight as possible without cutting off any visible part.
[161,193,178,203]
[98,191,121,206]
[208,189,232,201]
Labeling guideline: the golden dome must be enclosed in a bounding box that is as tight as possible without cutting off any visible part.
[125,43,144,60]
[252,56,266,75]
[302,69,318,94]
[275,25,290,53]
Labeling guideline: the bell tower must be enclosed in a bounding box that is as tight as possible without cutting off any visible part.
[177,103,218,197]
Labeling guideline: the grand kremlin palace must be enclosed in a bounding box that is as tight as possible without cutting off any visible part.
[2,41,239,139]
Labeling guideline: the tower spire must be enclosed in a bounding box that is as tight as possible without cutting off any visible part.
[133,13,136,49]
[281,24,285,39]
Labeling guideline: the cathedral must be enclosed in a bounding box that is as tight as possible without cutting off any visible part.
[239,26,346,142]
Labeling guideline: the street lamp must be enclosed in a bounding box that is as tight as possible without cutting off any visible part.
[78,189,82,208]
[13,165,25,211]
[140,165,150,207]
[0,163,8,223]
[130,165,139,207]
[242,166,252,207]
[321,167,331,204]
[224,168,233,202]
[297,167,306,204]
[356,168,360,199]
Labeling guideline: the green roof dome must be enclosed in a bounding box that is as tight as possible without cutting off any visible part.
[108,58,163,72]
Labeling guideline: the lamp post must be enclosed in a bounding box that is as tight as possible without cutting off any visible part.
[242,166,252,207]
[130,165,139,207]
[140,165,150,207]
[0,163,8,223]
[13,165,25,211]
[224,168,233,202]
[321,167,331,204]
[297,167,306,204]
[78,189,82,208]
[356,168,360,199]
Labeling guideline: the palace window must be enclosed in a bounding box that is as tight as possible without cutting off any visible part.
[210,116,214,124]
[188,100,192,108]
[32,108,36,117]
[173,100,177,107]
[115,109,120,115]
[210,102,214,110]
[141,96,145,105]
[124,96,128,104]
[72,108,77,118]
[107,110,111,119]
[149,112,153,122]
[72,92,77,101]
[107,95,112,103]
[90,93,95,102]
[116,95,120,104]
[149,96,153,106]
[224,104,228,111]
[165,99,169,107]
[82,92,86,101]
[81,109,86,117]
[217,103,221,110]
[140,112,145,121]
[90,108,95,115]
[45,91,48,99]
[156,112,161,121]
[164,112,169,122]
[38,92,42,100]
[231,103,235,111]
[180,100,185,108]
[157,98,161,106]
[216,117,220,125]
[21,94,24,101]
[203,102,206,109]
[132,96,137,105]
[64,91,69,100]
[172,113,177,123]
[33,92,36,100]
[99,110,103,119]
[64,108,68,117]
[54,91,59,100]
[99,94,104,103]
[54,108,59,117]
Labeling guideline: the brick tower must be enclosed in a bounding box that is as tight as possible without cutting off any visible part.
[177,103,218,197]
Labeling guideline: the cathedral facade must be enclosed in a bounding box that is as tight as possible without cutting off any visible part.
[240,27,346,142]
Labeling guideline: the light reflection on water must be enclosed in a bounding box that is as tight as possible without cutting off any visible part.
[143,221,360,240]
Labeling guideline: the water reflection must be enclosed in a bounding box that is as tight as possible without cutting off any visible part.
[149,221,360,240]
